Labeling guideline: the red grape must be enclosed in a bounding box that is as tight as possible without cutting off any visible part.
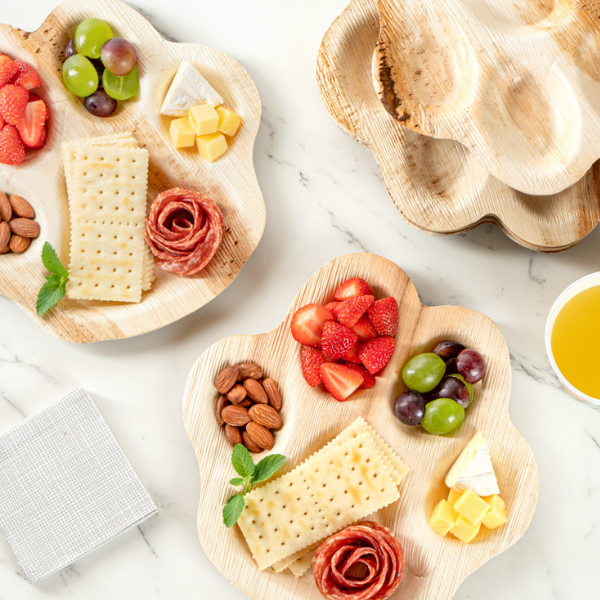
[394,391,426,425]
[456,349,486,384]
[434,375,472,409]
[84,89,117,117]
[433,340,465,361]
[100,38,137,76]
[444,357,459,376]
[65,38,77,59]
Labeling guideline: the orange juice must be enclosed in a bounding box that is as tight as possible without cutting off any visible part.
[551,285,600,399]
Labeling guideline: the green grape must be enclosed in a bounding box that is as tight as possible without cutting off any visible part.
[62,55,98,97]
[75,18,113,59]
[421,398,465,435]
[102,65,139,100]
[402,352,446,393]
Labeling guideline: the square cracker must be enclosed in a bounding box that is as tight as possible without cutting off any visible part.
[288,550,315,578]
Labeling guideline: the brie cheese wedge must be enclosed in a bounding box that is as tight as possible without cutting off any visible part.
[445,431,499,497]
[160,61,223,117]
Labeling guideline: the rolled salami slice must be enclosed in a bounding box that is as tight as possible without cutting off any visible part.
[144,187,223,276]
[313,522,405,600]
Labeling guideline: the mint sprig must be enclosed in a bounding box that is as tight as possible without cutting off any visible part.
[223,444,285,528]
[36,242,69,316]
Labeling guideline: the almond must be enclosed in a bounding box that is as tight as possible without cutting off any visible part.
[238,398,253,408]
[215,365,239,394]
[262,378,282,412]
[9,195,34,219]
[9,235,30,254]
[243,378,268,404]
[238,363,263,380]
[0,191,11,222]
[242,430,263,453]
[225,424,242,447]
[249,404,283,430]
[0,221,9,253]
[216,395,229,427]
[246,421,274,450]
[227,383,247,404]
[222,405,251,427]
[9,218,39,239]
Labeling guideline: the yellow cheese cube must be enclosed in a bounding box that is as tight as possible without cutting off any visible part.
[216,105,242,137]
[448,488,463,506]
[169,117,196,148]
[188,104,219,136]
[429,499,458,536]
[453,488,491,526]
[481,495,507,529]
[450,516,481,543]
[196,132,228,162]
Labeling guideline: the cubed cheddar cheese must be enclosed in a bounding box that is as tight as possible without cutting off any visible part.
[196,132,228,162]
[448,488,463,507]
[450,516,481,544]
[216,105,242,137]
[188,104,219,136]
[169,117,196,148]
[453,488,491,526]
[429,499,458,536]
[481,495,507,529]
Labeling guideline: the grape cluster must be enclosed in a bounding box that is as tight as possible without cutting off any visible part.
[61,18,139,117]
[394,340,486,435]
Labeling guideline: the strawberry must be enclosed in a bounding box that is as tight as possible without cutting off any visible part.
[335,294,375,327]
[300,345,326,387]
[334,277,373,301]
[27,125,46,149]
[343,362,376,389]
[367,297,399,337]
[341,342,363,364]
[0,55,18,87]
[0,84,29,125]
[16,99,47,148]
[28,93,50,121]
[290,304,335,347]
[359,336,396,375]
[0,124,25,165]
[322,321,359,361]
[324,301,340,314]
[0,113,4,130]
[11,60,41,90]
[320,363,364,401]
[351,315,378,342]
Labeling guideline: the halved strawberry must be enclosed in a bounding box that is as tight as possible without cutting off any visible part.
[341,341,363,364]
[0,124,25,165]
[367,297,399,337]
[0,84,29,125]
[343,362,376,389]
[290,304,335,347]
[324,301,340,315]
[16,99,46,148]
[351,315,378,342]
[10,60,41,90]
[0,56,18,87]
[322,321,358,361]
[359,336,396,374]
[28,93,50,120]
[320,363,364,401]
[27,125,46,149]
[334,277,373,301]
[300,345,326,387]
[335,294,375,327]
[0,113,4,130]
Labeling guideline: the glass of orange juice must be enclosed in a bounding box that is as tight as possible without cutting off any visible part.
[546,273,600,407]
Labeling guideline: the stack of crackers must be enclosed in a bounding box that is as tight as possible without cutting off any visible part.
[61,133,154,303]
[237,417,409,577]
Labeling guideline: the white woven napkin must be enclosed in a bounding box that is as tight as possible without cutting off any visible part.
[0,388,158,584]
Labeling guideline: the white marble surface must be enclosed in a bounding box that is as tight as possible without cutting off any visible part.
[1,1,599,598]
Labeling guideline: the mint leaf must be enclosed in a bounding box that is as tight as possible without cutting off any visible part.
[232,444,255,479]
[252,454,286,485]
[229,477,245,486]
[41,242,68,278]
[36,276,66,316]
[223,493,245,528]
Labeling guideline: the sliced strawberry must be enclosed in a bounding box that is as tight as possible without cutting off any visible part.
[322,321,358,361]
[343,362,376,389]
[320,363,364,401]
[335,294,375,327]
[359,336,396,375]
[10,60,41,90]
[341,341,363,364]
[334,277,373,301]
[290,304,335,347]
[0,84,29,125]
[16,99,46,148]
[351,315,378,342]
[28,93,50,120]
[0,56,18,87]
[324,301,340,315]
[27,125,46,149]
[300,345,326,387]
[0,113,4,130]
[0,124,25,165]
[367,297,399,337]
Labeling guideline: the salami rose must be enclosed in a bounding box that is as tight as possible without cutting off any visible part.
[313,522,405,600]
[144,187,223,276]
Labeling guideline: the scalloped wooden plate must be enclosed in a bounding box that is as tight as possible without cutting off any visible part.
[0,0,265,343]
[317,0,600,252]
[183,252,539,600]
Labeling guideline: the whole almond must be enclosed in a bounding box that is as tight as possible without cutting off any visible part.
[238,363,263,380]
[249,404,283,430]
[216,395,229,427]
[9,195,34,219]
[9,218,39,239]
[242,430,263,453]
[238,398,253,408]
[0,221,9,252]
[215,365,239,394]
[262,378,282,411]
[246,421,274,450]
[222,405,251,427]
[227,383,247,404]
[243,378,268,404]
[0,191,11,222]
[9,235,30,254]
[225,424,242,447]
